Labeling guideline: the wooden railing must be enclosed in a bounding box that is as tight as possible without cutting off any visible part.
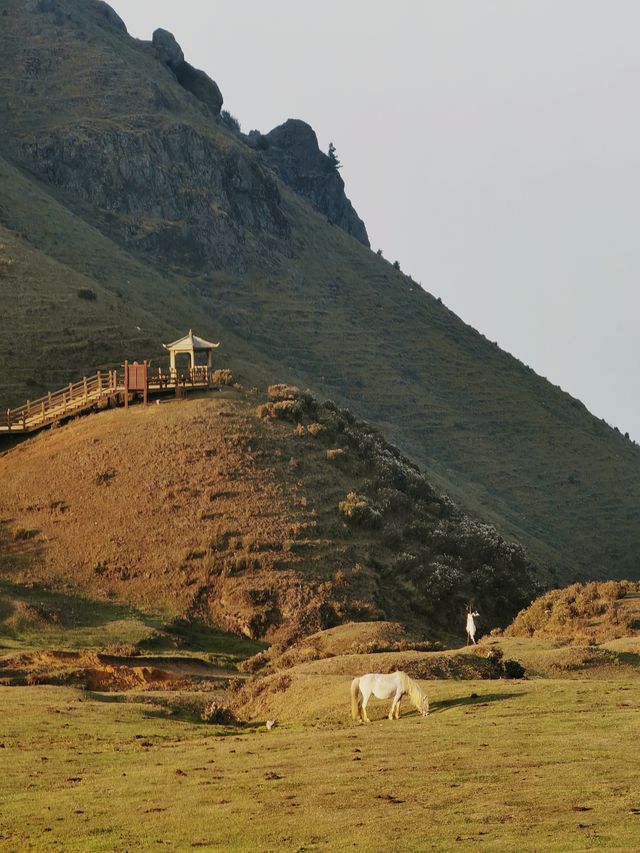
[147,366,210,388]
[0,364,214,434]
[0,370,120,432]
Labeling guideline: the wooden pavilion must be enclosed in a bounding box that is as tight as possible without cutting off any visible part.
[163,330,220,379]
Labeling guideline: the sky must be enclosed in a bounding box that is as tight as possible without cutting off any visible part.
[110,0,640,439]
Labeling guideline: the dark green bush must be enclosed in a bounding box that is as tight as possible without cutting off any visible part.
[77,288,97,301]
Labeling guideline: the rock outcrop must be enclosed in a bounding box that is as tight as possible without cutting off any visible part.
[91,0,127,33]
[152,28,223,115]
[257,119,370,247]
[20,124,289,271]
[29,0,127,32]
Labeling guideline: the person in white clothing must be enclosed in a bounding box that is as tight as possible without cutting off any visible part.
[466,609,480,645]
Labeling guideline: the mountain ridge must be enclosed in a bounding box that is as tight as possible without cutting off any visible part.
[1,0,639,583]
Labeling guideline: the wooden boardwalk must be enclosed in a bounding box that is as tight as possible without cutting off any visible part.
[0,366,212,434]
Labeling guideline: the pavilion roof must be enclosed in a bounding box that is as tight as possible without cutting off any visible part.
[163,330,220,351]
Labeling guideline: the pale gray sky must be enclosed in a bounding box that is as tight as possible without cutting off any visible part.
[110,0,640,439]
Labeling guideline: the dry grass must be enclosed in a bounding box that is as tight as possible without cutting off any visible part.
[506,581,640,642]
[0,391,538,647]
[244,621,442,673]
[0,393,342,643]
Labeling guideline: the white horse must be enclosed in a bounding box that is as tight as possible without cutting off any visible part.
[350,671,429,723]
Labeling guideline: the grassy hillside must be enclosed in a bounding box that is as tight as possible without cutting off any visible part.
[506,580,640,643]
[0,390,537,643]
[1,0,640,585]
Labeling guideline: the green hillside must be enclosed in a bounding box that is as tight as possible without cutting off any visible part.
[1,0,639,582]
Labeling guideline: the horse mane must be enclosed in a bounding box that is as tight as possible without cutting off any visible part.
[403,673,428,713]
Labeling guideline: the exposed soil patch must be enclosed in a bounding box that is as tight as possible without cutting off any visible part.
[0,649,235,691]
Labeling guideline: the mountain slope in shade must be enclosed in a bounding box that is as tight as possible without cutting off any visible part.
[0,0,639,584]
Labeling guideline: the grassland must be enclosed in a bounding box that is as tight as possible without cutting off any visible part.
[1,0,640,586]
[2,673,640,852]
[2,581,640,850]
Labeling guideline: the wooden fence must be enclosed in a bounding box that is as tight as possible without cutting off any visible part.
[0,370,121,433]
[0,366,213,434]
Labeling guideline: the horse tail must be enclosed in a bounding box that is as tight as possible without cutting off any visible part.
[350,677,361,721]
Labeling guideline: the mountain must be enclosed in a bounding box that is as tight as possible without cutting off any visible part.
[0,388,537,643]
[1,0,640,584]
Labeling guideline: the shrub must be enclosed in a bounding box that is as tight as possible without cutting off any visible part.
[212,368,234,386]
[256,403,272,419]
[271,673,292,692]
[307,422,327,437]
[201,702,237,725]
[338,491,382,528]
[601,580,627,600]
[273,400,303,421]
[502,659,526,679]
[326,448,346,461]
[238,650,271,673]
[256,401,301,420]
[268,384,302,401]
[220,110,241,133]
[77,288,97,301]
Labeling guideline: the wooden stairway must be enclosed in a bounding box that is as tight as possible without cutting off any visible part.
[0,371,122,434]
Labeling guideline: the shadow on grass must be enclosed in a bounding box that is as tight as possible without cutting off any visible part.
[139,617,265,659]
[0,577,265,663]
[84,689,253,735]
[141,704,261,736]
[0,519,43,577]
[429,691,523,715]
[0,576,155,630]
[82,691,129,703]
[612,651,640,668]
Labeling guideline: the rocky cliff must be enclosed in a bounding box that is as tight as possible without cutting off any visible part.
[19,124,289,271]
[257,119,370,247]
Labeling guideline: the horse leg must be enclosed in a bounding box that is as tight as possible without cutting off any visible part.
[389,689,402,720]
[362,690,372,723]
[394,694,402,719]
